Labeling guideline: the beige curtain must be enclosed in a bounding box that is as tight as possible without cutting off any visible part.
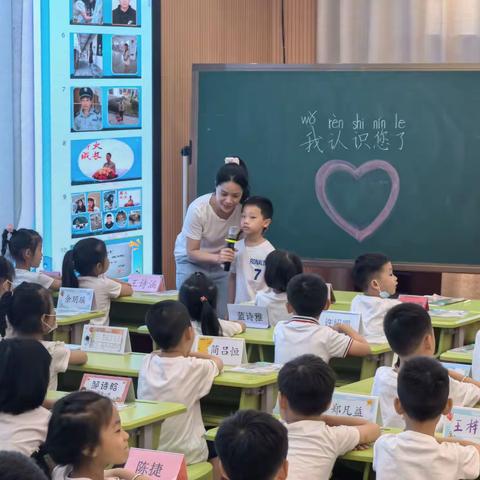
[316,0,480,296]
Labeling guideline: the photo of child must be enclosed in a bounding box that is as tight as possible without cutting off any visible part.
[118,188,141,207]
[107,88,140,127]
[111,0,137,26]
[112,36,138,74]
[71,193,86,214]
[104,213,115,230]
[72,87,102,131]
[115,210,127,227]
[128,210,141,226]
[90,213,103,231]
[72,34,103,78]
[71,0,103,25]
[103,191,117,210]
[87,192,101,212]
[72,215,89,231]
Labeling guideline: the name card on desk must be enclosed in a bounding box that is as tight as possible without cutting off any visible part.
[444,406,480,443]
[319,310,361,332]
[56,287,94,315]
[227,304,269,329]
[80,374,134,403]
[327,392,379,423]
[441,362,472,377]
[81,325,131,354]
[128,274,166,293]
[398,295,429,310]
[125,448,187,480]
[193,336,247,366]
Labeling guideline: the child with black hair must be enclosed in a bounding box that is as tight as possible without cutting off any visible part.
[0,256,14,296]
[0,338,51,456]
[138,300,223,468]
[44,391,150,480]
[62,238,132,326]
[229,196,275,304]
[2,227,61,290]
[278,354,380,479]
[373,357,480,479]
[179,272,245,337]
[0,283,87,389]
[274,273,371,364]
[372,303,480,429]
[215,410,289,480]
[255,250,303,326]
[350,253,400,342]
[0,451,48,480]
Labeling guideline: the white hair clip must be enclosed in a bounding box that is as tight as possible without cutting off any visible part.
[224,156,240,165]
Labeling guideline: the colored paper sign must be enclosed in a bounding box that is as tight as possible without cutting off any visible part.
[128,273,165,293]
[227,304,269,329]
[80,374,134,403]
[398,295,429,310]
[57,287,94,315]
[443,406,480,443]
[320,310,361,332]
[125,448,188,480]
[441,362,472,377]
[327,392,379,423]
[194,336,247,366]
[81,325,131,354]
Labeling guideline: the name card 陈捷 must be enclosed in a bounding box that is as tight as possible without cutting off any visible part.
[327,392,379,423]
[227,303,269,329]
[319,310,361,332]
[56,287,94,315]
[194,336,247,366]
[81,325,131,354]
[80,374,134,403]
[128,274,166,293]
[125,448,187,480]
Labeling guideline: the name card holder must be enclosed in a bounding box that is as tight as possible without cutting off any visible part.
[193,336,247,366]
[441,362,472,377]
[398,295,429,310]
[81,325,132,354]
[328,392,380,423]
[227,304,269,329]
[80,374,135,403]
[444,406,480,443]
[319,310,361,332]
[128,274,166,293]
[56,287,94,315]
[125,448,188,480]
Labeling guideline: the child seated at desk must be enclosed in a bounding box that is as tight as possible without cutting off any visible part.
[278,354,380,479]
[350,253,400,342]
[228,196,275,304]
[215,410,288,480]
[255,250,303,327]
[274,273,371,364]
[373,357,480,479]
[372,303,480,429]
[0,283,87,390]
[62,238,133,326]
[179,272,245,336]
[0,339,51,456]
[138,300,223,469]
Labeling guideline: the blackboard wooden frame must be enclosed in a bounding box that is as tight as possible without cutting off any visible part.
[190,64,480,274]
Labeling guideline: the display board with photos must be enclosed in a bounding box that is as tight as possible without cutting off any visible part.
[34,0,153,278]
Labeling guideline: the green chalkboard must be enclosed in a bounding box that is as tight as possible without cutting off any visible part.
[192,65,480,270]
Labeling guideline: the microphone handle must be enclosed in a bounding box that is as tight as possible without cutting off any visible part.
[223,239,236,272]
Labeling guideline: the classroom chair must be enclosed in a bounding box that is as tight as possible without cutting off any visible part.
[187,462,213,480]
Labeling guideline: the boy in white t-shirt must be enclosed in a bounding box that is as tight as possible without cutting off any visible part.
[228,196,275,304]
[350,253,400,342]
[374,356,480,480]
[274,273,371,364]
[372,303,480,429]
[279,354,379,479]
[137,300,223,471]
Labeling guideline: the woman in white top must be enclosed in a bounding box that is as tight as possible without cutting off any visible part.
[255,250,303,326]
[0,338,51,457]
[179,271,245,337]
[174,157,249,317]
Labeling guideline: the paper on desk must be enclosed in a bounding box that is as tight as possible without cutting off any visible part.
[426,295,466,306]
[429,309,469,318]
[229,362,283,374]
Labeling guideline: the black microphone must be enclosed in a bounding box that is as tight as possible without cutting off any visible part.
[223,226,240,272]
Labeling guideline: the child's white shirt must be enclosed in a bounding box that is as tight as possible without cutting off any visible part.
[0,406,50,456]
[350,295,401,342]
[231,238,274,303]
[191,319,243,337]
[78,274,122,326]
[273,316,353,364]
[373,430,480,480]
[285,419,360,480]
[13,268,54,290]
[174,193,242,259]
[137,353,219,464]
[255,289,290,327]
[52,465,119,480]
[41,340,71,390]
[471,330,480,380]
[372,366,480,428]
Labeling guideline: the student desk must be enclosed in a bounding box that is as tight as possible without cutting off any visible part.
[336,377,374,395]
[439,345,473,364]
[61,352,278,426]
[54,311,105,344]
[46,390,185,449]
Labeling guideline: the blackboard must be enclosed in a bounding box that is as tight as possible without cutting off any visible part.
[191,65,480,271]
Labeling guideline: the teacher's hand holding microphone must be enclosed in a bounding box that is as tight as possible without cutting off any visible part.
[174,157,249,317]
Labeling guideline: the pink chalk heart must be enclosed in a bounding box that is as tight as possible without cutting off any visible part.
[315,160,400,242]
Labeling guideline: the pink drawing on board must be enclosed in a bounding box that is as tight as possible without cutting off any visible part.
[315,160,400,242]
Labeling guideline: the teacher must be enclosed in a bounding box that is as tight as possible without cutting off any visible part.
[174,157,249,317]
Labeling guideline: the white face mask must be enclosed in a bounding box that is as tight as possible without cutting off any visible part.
[379,290,391,299]
[42,314,57,334]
